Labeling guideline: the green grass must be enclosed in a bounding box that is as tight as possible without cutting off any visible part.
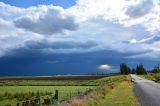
[139,73,160,82]
[0,75,131,106]
[98,81,139,106]
[0,86,94,106]
[64,75,138,106]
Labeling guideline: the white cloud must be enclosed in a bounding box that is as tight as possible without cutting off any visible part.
[139,35,160,44]
[14,5,78,35]
[130,39,137,44]
[0,1,160,60]
[128,35,160,44]
[68,0,129,22]
[0,2,24,20]
[0,18,14,37]
[98,64,112,70]
[68,0,160,33]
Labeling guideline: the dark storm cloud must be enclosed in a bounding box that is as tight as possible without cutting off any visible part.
[126,0,154,18]
[0,48,157,76]
[25,40,98,50]
[14,7,78,35]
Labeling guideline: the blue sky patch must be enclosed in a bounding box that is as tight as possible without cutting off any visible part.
[0,0,76,8]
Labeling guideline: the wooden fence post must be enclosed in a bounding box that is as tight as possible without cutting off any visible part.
[55,90,59,101]
[36,95,41,106]
[16,103,20,106]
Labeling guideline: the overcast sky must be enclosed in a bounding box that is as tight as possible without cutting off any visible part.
[0,0,160,76]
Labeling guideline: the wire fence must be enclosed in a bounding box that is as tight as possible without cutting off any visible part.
[4,88,95,106]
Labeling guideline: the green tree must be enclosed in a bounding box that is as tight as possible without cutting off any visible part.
[131,68,136,74]
[120,63,131,75]
[152,65,160,73]
[136,64,147,75]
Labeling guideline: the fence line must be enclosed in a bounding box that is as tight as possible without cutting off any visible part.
[4,88,95,106]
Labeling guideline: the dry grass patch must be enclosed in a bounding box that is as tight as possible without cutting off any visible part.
[65,84,116,106]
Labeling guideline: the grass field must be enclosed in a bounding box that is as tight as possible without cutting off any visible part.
[0,86,94,106]
[0,75,112,80]
[0,75,137,106]
[0,75,120,86]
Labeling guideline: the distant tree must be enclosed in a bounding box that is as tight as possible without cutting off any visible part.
[152,65,160,73]
[120,63,131,75]
[136,64,147,75]
[131,68,136,74]
[127,67,131,74]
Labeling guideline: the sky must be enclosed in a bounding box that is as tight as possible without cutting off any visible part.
[0,0,160,76]
[0,0,76,8]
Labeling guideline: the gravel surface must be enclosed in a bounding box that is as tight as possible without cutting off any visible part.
[131,74,160,106]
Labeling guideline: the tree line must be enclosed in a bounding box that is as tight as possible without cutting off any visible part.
[120,63,160,75]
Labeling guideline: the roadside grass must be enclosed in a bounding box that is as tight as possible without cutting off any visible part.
[139,73,160,82]
[66,84,115,106]
[98,81,139,106]
[66,76,139,106]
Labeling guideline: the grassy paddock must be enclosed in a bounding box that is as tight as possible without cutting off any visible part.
[0,86,94,106]
[0,75,129,106]
[0,75,114,81]
[0,75,123,86]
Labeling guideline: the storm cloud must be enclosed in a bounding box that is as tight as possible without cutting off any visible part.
[0,49,155,76]
[24,39,98,51]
